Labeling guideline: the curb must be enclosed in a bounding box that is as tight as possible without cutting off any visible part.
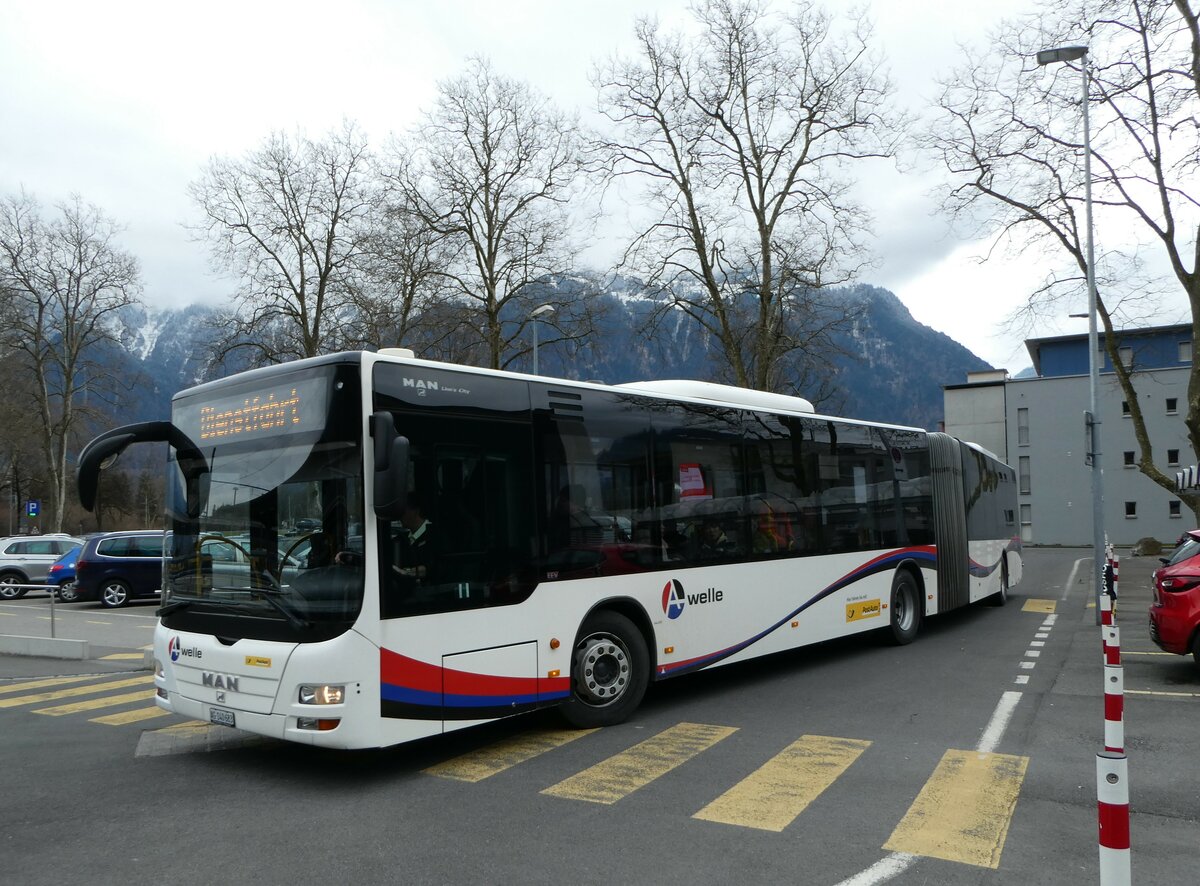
[0,634,89,660]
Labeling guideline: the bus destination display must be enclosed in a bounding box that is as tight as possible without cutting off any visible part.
[176,376,328,443]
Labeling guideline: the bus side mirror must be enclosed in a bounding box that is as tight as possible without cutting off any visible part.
[372,411,409,521]
[78,421,210,519]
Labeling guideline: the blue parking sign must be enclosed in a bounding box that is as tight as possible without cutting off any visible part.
[26,500,39,518]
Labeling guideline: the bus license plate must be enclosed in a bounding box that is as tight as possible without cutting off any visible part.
[209,706,236,728]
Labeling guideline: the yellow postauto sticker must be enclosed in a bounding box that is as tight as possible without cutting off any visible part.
[846,599,882,622]
[244,655,272,668]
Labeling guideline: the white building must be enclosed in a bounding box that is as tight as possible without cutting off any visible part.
[943,324,1193,546]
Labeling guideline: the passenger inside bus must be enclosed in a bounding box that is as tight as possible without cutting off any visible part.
[690,518,736,560]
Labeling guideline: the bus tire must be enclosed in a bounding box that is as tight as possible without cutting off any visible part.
[987,562,1009,607]
[560,610,649,729]
[888,570,921,645]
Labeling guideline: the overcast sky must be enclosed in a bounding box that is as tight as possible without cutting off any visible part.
[0,0,1119,373]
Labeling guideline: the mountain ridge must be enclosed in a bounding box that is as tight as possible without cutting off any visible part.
[108,281,990,431]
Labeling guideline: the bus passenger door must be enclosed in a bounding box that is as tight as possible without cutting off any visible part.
[442,641,542,727]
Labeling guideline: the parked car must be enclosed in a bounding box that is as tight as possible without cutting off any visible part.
[47,545,85,602]
[74,530,166,608]
[0,534,84,599]
[1149,528,1200,666]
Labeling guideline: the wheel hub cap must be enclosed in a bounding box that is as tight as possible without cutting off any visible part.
[575,636,630,706]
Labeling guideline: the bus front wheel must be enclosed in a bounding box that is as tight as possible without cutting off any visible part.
[888,570,922,645]
[561,611,649,729]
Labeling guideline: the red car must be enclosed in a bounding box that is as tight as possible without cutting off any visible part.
[1149,529,1200,666]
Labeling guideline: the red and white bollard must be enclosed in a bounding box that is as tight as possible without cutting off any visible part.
[1099,592,1114,627]
[1103,625,1121,666]
[1103,664,1124,753]
[1111,554,1120,601]
[1097,751,1132,885]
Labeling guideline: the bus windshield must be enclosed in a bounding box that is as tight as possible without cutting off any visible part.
[160,362,365,643]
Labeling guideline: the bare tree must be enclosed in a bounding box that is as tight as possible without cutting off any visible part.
[0,192,142,531]
[189,121,377,365]
[925,0,1200,518]
[389,58,593,370]
[594,0,900,394]
[346,193,452,353]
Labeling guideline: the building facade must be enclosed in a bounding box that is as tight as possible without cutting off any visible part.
[944,324,1193,546]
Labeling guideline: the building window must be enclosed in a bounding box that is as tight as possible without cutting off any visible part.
[1180,341,1192,363]
[1170,500,1182,518]
[1019,503,1032,543]
[1017,408,1029,446]
[1118,346,1133,368]
[1168,449,1180,466]
[1166,397,1178,414]
[1123,450,1135,467]
[1121,400,1131,416]
[1125,501,1137,519]
[1018,456,1031,495]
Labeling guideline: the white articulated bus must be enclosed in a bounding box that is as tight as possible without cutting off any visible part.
[76,349,1021,749]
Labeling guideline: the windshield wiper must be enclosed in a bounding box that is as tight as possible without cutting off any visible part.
[157,598,197,617]
[249,587,312,631]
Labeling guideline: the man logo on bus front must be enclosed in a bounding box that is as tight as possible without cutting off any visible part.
[662,579,686,620]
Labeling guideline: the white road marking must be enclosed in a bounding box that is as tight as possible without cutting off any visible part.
[977,691,1023,755]
[833,852,918,886]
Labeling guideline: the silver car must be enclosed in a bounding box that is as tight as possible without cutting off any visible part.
[0,535,85,599]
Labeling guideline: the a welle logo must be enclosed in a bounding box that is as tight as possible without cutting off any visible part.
[661,579,724,620]
[168,635,202,662]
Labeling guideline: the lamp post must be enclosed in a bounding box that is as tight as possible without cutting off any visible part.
[1038,44,1104,623]
[530,304,555,375]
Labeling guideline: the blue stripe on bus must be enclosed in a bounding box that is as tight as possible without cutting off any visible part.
[380,682,568,709]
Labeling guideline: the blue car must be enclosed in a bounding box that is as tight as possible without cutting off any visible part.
[47,545,83,601]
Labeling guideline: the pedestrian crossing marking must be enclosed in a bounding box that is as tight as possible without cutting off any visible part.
[694,734,871,832]
[91,707,173,726]
[884,749,1028,868]
[542,722,737,805]
[0,675,153,708]
[99,653,145,661]
[425,728,599,782]
[0,674,104,695]
[1021,599,1056,613]
[34,689,156,716]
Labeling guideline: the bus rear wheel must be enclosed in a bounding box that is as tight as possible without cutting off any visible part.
[561,611,649,729]
[888,570,922,645]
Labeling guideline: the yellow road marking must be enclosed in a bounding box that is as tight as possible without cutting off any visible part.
[99,653,145,661]
[425,728,598,782]
[1126,689,1200,698]
[884,749,1028,868]
[542,722,737,804]
[1022,599,1056,613]
[35,689,156,715]
[0,674,104,695]
[694,734,871,832]
[91,707,173,726]
[1122,651,1174,656]
[0,675,153,708]
[156,721,211,734]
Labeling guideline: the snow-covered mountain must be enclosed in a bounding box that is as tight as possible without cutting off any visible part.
[105,282,989,431]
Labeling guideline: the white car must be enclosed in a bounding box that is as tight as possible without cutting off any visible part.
[0,535,85,598]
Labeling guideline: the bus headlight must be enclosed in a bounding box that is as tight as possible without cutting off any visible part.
[154,659,164,678]
[298,684,345,705]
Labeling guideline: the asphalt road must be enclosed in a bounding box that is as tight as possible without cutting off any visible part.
[0,548,1196,885]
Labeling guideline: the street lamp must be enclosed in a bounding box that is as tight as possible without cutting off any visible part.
[1038,44,1105,622]
[530,304,555,375]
